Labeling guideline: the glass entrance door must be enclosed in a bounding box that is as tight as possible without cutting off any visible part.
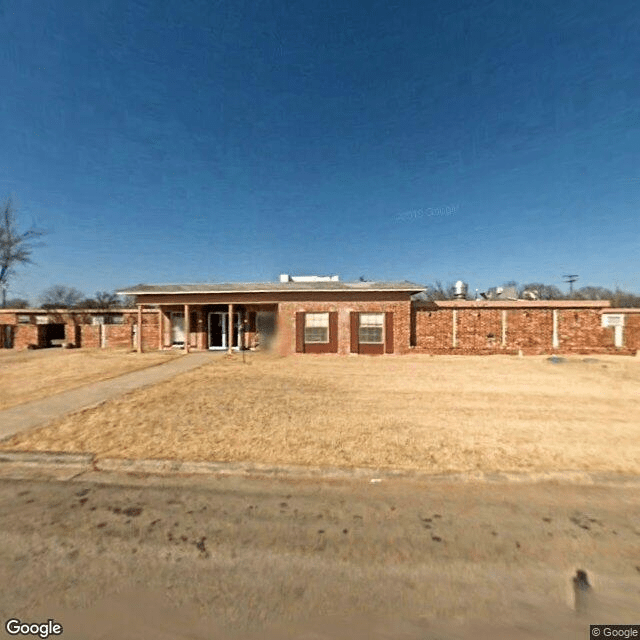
[208,312,241,349]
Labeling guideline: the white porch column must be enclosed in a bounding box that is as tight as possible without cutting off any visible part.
[184,304,190,353]
[137,304,143,353]
[552,309,559,349]
[228,303,234,354]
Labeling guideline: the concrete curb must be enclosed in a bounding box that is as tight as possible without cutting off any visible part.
[1,451,640,487]
[0,451,94,466]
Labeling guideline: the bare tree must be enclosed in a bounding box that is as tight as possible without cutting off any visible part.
[573,286,614,300]
[40,285,85,309]
[0,198,46,307]
[94,291,121,308]
[611,288,640,307]
[421,280,459,301]
[78,291,121,309]
[4,297,30,308]
[519,282,564,300]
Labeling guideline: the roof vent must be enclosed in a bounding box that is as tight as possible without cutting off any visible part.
[454,280,468,299]
[279,274,291,283]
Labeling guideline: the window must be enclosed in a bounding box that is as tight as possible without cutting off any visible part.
[109,315,124,325]
[91,316,105,325]
[17,315,30,324]
[304,312,329,343]
[359,313,384,343]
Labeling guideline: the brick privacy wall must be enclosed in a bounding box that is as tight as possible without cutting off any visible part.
[14,325,39,350]
[624,314,640,350]
[414,306,636,355]
[505,309,553,352]
[457,308,503,351]
[102,325,132,349]
[80,325,100,349]
[557,309,615,351]
[277,300,411,356]
[413,308,453,350]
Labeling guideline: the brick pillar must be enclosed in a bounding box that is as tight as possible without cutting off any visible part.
[501,310,507,347]
[452,309,458,348]
[158,307,163,350]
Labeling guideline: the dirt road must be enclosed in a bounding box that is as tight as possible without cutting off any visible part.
[1,471,639,639]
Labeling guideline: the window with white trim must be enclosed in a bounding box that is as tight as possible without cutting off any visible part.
[304,312,329,343]
[359,313,384,343]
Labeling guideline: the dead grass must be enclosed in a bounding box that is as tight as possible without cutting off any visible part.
[0,348,181,411]
[2,352,640,474]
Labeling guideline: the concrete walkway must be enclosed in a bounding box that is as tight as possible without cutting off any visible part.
[0,351,217,441]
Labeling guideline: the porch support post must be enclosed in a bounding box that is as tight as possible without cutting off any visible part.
[184,304,190,353]
[137,304,143,353]
[158,306,163,350]
[228,303,234,354]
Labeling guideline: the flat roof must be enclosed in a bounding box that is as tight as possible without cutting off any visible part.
[416,299,612,308]
[117,281,425,295]
[0,308,137,313]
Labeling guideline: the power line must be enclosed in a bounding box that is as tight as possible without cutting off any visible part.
[563,274,579,295]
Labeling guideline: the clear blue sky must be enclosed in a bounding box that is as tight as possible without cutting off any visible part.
[1,0,639,304]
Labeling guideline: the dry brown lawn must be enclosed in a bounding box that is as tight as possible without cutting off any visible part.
[2,352,640,474]
[0,348,181,411]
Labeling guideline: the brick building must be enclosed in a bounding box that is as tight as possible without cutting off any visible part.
[117,277,420,356]
[1,276,639,355]
[0,308,155,351]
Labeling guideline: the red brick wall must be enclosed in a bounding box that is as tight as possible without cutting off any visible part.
[505,309,553,353]
[277,299,411,356]
[14,325,39,350]
[104,325,134,349]
[139,312,160,351]
[557,309,614,352]
[414,308,453,351]
[624,314,640,350]
[80,325,100,349]
[414,305,637,355]
[457,308,503,351]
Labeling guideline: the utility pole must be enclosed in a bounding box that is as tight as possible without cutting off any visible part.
[563,274,579,296]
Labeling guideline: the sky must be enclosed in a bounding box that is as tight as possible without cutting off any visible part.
[1,0,639,304]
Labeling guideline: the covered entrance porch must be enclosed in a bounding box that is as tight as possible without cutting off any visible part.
[141,302,277,354]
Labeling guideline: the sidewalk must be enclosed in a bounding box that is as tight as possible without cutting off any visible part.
[0,351,216,441]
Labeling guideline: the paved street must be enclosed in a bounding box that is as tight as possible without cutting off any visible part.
[1,470,639,639]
